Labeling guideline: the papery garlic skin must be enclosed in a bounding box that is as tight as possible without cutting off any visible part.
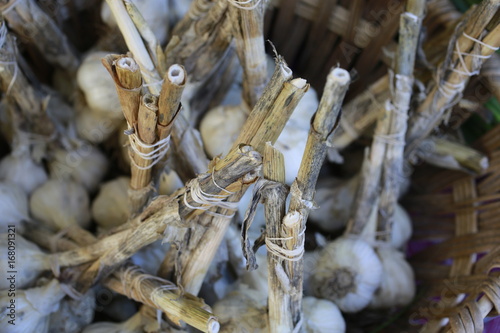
[77,52,123,119]
[213,285,269,333]
[0,279,66,333]
[49,289,96,333]
[0,152,48,194]
[391,204,413,249]
[0,234,50,289]
[131,240,169,275]
[309,176,359,233]
[49,145,108,193]
[200,104,248,158]
[369,247,415,309]
[0,182,29,231]
[92,177,130,230]
[311,237,383,313]
[302,297,346,333]
[158,169,184,196]
[30,179,91,230]
[76,108,123,144]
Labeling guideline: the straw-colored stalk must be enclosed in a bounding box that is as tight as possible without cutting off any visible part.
[158,58,305,297]
[24,226,219,333]
[65,144,262,291]
[0,0,79,71]
[229,0,267,107]
[262,144,293,332]
[0,21,54,137]
[286,68,351,328]
[405,0,500,156]
[106,0,209,179]
[418,136,489,174]
[481,53,500,103]
[377,0,426,241]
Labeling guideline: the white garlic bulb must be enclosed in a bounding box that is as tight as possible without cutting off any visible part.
[49,145,108,193]
[240,253,268,298]
[302,297,346,333]
[309,176,359,233]
[0,151,48,194]
[303,250,321,296]
[0,279,66,332]
[101,0,169,44]
[76,108,123,144]
[0,234,51,289]
[0,182,29,231]
[311,237,383,313]
[158,169,184,196]
[391,204,412,249]
[49,289,96,333]
[77,52,123,119]
[213,285,268,333]
[369,247,415,309]
[131,240,169,275]
[200,104,248,158]
[92,177,130,230]
[30,179,91,230]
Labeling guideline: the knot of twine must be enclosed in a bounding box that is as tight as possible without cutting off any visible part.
[121,266,178,306]
[126,128,170,170]
[183,170,238,218]
[227,0,264,10]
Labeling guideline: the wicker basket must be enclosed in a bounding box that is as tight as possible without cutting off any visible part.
[265,0,500,332]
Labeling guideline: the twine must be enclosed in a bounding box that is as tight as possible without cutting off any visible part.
[127,130,170,170]
[182,174,238,218]
[227,0,264,10]
[265,229,305,262]
[121,266,178,306]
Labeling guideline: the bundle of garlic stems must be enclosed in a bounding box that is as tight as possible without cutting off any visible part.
[23,225,220,333]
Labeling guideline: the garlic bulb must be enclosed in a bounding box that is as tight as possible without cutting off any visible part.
[311,237,383,313]
[77,52,123,119]
[309,176,359,233]
[0,151,48,194]
[49,289,96,333]
[49,145,108,193]
[391,204,413,249]
[30,179,91,230]
[213,285,269,333]
[0,234,51,289]
[131,240,169,275]
[76,107,123,144]
[302,297,345,333]
[92,177,130,230]
[101,0,169,44]
[158,169,184,196]
[240,253,268,297]
[369,247,415,309]
[200,104,248,158]
[302,250,321,296]
[0,182,29,231]
[0,279,66,332]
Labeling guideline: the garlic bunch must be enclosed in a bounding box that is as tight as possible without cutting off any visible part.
[92,177,130,230]
[101,0,169,44]
[302,297,346,333]
[30,179,91,230]
[213,285,269,333]
[0,234,51,289]
[49,289,96,333]
[311,237,383,313]
[0,279,66,332]
[48,145,108,193]
[369,247,415,309]
[0,182,29,231]
[158,169,184,196]
[76,107,124,144]
[77,52,123,119]
[309,176,359,233]
[0,150,47,194]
